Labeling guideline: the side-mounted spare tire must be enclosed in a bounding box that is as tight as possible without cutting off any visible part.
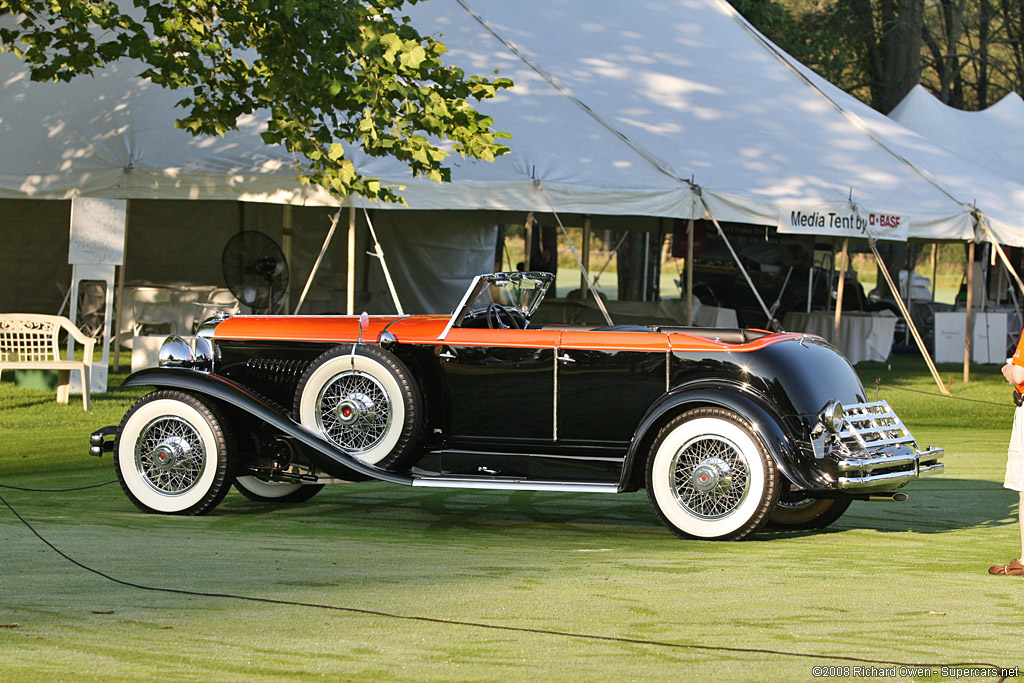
[293,344,422,470]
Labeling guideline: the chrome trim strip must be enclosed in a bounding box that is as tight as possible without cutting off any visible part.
[553,347,559,441]
[411,476,620,493]
[436,448,625,463]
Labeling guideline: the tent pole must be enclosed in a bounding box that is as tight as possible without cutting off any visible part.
[930,243,938,301]
[113,200,130,372]
[581,216,591,298]
[964,241,975,383]
[870,240,950,396]
[346,206,356,315]
[546,207,613,326]
[523,212,534,271]
[699,197,775,329]
[363,209,404,315]
[833,237,849,344]
[686,219,694,326]
[294,209,342,315]
[281,205,293,312]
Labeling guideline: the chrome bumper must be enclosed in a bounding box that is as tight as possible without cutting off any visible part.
[830,401,943,490]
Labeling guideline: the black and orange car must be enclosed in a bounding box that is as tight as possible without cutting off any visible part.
[90,272,942,541]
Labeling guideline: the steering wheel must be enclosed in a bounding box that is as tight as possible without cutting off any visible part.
[486,303,523,329]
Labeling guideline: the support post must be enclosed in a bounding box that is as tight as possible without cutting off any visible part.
[581,216,591,298]
[686,219,694,326]
[870,240,950,396]
[833,238,849,344]
[930,242,938,302]
[964,241,976,383]
[346,206,356,315]
[113,200,130,372]
[523,212,534,271]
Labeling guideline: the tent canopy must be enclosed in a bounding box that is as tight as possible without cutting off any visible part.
[2,0,1010,244]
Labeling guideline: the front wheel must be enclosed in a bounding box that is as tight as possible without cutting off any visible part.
[233,476,325,503]
[645,407,778,541]
[114,390,232,515]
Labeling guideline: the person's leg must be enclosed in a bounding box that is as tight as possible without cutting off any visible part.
[1019,491,1024,562]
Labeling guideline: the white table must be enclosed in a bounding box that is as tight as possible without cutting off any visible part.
[782,310,897,364]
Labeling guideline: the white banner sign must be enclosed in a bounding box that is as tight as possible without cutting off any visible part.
[777,204,908,242]
[69,197,127,265]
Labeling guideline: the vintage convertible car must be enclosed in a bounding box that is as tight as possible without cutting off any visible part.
[89,272,943,541]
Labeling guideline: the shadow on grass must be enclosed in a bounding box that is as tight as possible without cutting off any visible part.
[204,475,1019,541]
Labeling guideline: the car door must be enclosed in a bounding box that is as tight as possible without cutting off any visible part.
[439,327,560,448]
[555,330,670,448]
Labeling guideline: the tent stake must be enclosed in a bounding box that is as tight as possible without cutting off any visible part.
[869,240,950,395]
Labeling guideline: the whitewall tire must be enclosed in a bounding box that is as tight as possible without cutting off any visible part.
[646,407,778,541]
[294,344,421,469]
[115,391,232,515]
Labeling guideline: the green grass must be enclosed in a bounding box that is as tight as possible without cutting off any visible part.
[1,356,1023,681]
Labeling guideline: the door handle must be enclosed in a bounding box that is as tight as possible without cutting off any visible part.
[440,350,457,360]
[557,353,575,363]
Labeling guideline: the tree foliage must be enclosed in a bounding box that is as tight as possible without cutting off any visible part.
[737,0,1024,112]
[0,0,513,203]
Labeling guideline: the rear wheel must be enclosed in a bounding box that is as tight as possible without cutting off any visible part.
[294,344,422,469]
[767,497,852,530]
[114,390,232,515]
[646,407,778,541]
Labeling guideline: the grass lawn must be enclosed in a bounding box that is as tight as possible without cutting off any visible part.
[1,355,1023,682]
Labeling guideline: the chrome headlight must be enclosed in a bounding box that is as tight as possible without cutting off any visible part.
[158,336,194,368]
[819,400,844,434]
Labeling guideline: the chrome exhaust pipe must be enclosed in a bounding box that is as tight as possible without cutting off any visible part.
[866,492,908,502]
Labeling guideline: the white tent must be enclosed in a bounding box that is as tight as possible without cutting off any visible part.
[890,85,1024,183]
[0,0,988,241]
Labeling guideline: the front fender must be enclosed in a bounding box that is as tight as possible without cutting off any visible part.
[121,368,413,485]
[620,382,832,492]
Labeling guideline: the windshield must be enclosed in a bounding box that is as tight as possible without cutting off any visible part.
[439,272,554,339]
[465,272,553,317]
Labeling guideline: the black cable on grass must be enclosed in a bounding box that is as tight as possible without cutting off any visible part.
[875,379,1010,407]
[0,480,117,492]
[0,492,1012,680]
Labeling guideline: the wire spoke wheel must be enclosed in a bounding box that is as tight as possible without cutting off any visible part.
[135,416,207,495]
[115,391,232,515]
[646,408,777,541]
[295,344,422,469]
[316,370,392,454]
[671,435,750,520]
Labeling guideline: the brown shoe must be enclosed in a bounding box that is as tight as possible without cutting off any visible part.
[989,559,1024,575]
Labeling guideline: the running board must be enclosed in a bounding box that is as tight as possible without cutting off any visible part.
[411,476,620,493]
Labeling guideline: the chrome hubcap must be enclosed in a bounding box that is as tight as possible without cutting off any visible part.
[316,370,392,454]
[670,435,750,520]
[690,457,732,494]
[135,416,205,495]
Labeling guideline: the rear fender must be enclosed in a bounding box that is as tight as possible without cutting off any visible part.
[621,383,829,492]
[121,368,413,485]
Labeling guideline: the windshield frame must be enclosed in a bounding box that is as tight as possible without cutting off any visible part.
[437,272,555,341]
